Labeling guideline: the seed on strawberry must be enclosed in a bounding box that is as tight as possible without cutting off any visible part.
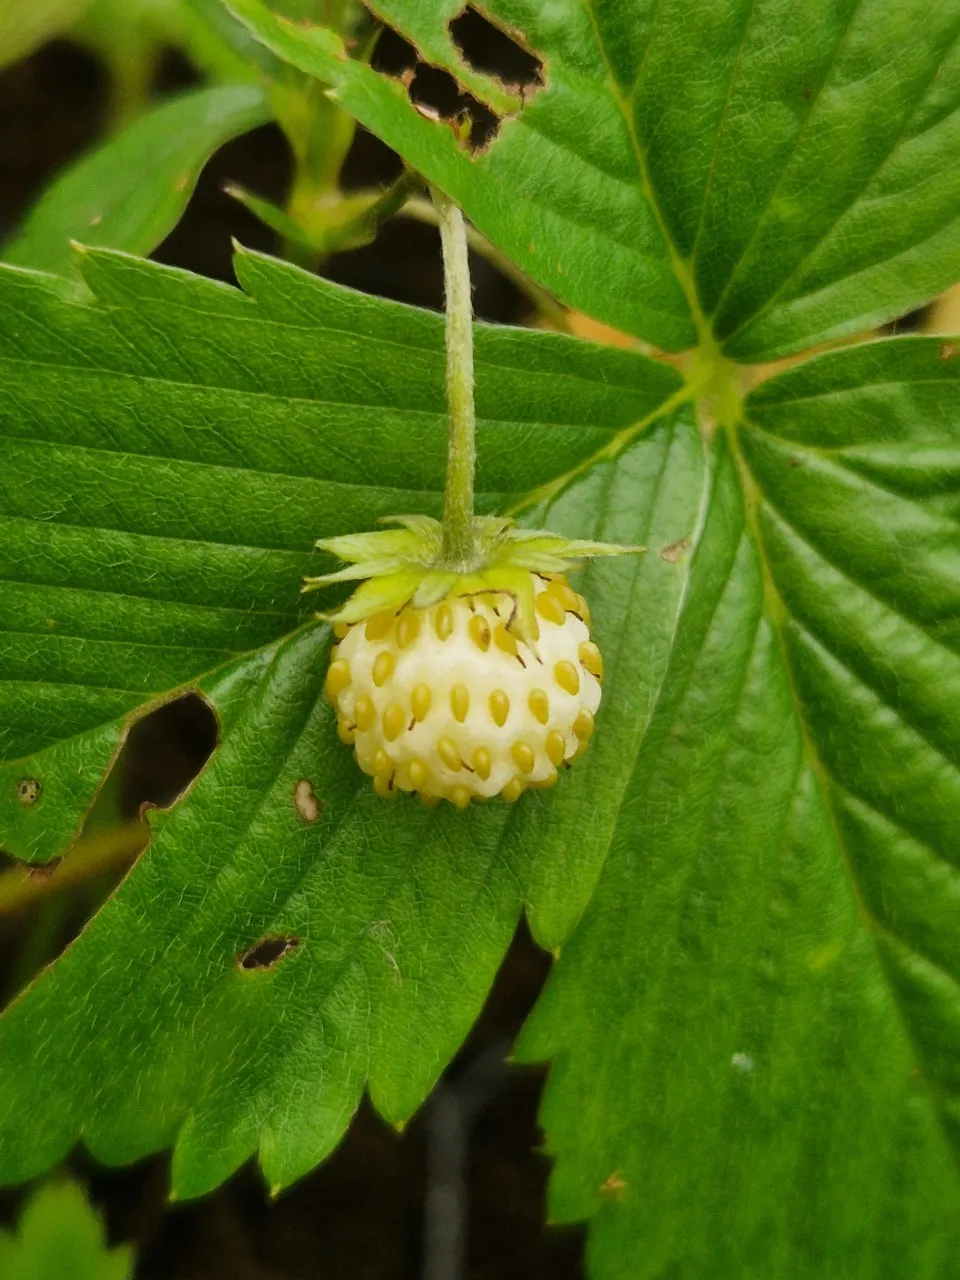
[324,575,603,806]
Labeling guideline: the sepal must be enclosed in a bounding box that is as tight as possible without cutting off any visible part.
[303,512,643,643]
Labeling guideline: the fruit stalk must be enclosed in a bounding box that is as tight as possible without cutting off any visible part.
[432,187,477,571]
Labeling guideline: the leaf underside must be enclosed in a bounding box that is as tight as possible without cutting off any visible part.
[1,0,960,1276]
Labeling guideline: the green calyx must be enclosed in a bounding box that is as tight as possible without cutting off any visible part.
[302,513,643,642]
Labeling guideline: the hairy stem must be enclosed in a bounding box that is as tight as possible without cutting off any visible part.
[402,196,570,330]
[432,188,478,569]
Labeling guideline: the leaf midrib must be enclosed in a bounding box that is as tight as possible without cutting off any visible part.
[728,408,960,1172]
[512,382,695,514]
[702,0,868,329]
[716,13,960,342]
[581,0,710,349]
[686,0,762,266]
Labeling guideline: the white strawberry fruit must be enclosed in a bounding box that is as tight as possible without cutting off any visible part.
[305,515,630,809]
[324,573,602,807]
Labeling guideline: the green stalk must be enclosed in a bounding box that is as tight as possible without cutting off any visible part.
[432,188,478,570]
[402,195,571,330]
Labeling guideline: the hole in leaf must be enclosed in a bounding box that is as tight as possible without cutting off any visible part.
[407,63,500,151]
[0,692,219,995]
[369,17,503,151]
[119,692,218,819]
[369,22,418,78]
[881,303,930,336]
[237,935,301,970]
[408,61,464,118]
[448,5,544,93]
[461,95,500,151]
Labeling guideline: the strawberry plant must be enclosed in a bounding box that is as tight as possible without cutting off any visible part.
[2,1,960,1276]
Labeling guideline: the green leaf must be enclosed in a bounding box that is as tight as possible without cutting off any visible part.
[74,0,270,87]
[0,244,679,868]
[0,0,91,69]
[178,0,303,82]
[0,1178,133,1280]
[0,419,704,1195]
[1,86,272,276]
[229,0,960,359]
[515,339,960,1276]
[0,249,691,1192]
[2,4,960,1269]
[225,0,699,350]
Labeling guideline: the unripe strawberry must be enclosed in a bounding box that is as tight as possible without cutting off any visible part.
[304,514,639,808]
[324,575,601,807]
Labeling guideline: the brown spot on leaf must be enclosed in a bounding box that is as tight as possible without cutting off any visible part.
[788,456,804,468]
[16,778,41,807]
[294,778,322,822]
[238,935,300,970]
[659,537,691,563]
[940,341,958,361]
[599,1170,627,1200]
[89,213,102,227]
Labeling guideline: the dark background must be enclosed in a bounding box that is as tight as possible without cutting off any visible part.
[0,33,584,1280]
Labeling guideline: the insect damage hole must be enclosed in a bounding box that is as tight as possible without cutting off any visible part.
[408,62,500,151]
[120,691,219,818]
[369,17,502,151]
[238,935,301,970]
[369,21,418,78]
[448,5,544,94]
